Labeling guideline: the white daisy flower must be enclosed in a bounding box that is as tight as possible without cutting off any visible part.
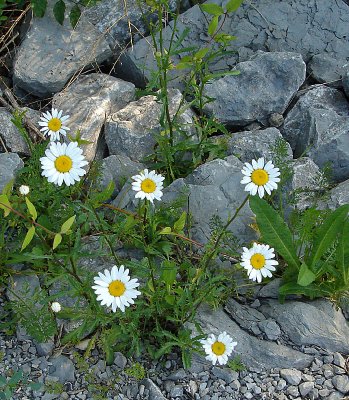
[131,169,165,203]
[40,141,88,186]
[241,243,278,283]
[201,331,237,366]
[51,302,61,313]
[92,265,141,313]
[19,185,30,196]
[240,157,280,198]
[38,108,70,141]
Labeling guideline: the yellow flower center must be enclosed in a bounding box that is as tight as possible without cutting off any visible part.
[108,280,126,297]
[47,118,62,132]
[141,178,156,193]
[211,341,226,356]
[251,169,269,186]
[54,155,73,173]
[250,253,266,270]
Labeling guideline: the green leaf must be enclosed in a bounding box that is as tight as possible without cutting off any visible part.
[29,382,42,391]
[159,227,172,235]
[207,15,219,36]
[0,194,11,217]
[69,4,81,28]
[30,0,47,17]
[194,47,209,60]
[200,3,224,15]
[173,211,186,233]
[308,204,349,269]
[25,197,37,221]
[60,215,76,234]
[0,376,7,387]
[53,0,65,25]
[165,294,175,305]
[91,181,115,204]
[336,219,349,285]
[279,282,328,299]
[8,370,23,385]
[297,263,316,286]
[226,0,243,12]
[53,233,62,250]
[161,260,177,286]
[2,179,13,196]
[21,226,36,251]
[249,196,300,270]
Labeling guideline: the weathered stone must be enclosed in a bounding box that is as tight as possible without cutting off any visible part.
[259,299,349,353]
[333,353,346,369]
[227,127,292,163]
[308,54,348,87]
[121,0,349,87]
[332,375,349,394]
[34,340,55,357]
[48,355,75,383]
[141,378,167,400]
[113,352,127,370]
[318,179,349,210]
[0,108,29,154]
[280,368,302,385]
[105,89,195,162]
[225,298,265,334]
[211,367,238,384]
[0,153,24,192]
[203,52,306,126]
[53,73,135,162]
[192,304,313,370]
[6,274,40,302]
[258,319,281,341]
[257,278,282,299]
[99,155,144,194]
[282,85,349,182]
[343,71,349,97]
[13,8,112,97]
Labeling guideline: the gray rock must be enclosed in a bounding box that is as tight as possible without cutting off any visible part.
[318,179,349,210]
[34,339,55,356]
[203,52,306,126]
[6,274,40,302]
[122,0,349,88]
[0,108,29,154]
[141,378,167,400]
[332,375,349,394]
[166,368,186,381]
[169,385,183,398]
[258,319,281,341]
[269,113,285,128]
[259,299,349,353]
[308,54,348,87]
[105,89,196,162]
[53,73,135,162]
[343,71,349,97]
[282,85,349,182]
[227,127,293,163]
[0,152,24,192]
[192,304,313,370]
[225,298,265,334]
[113,352,127,369]
[99,155,144,194]
[280,368,302,385]
[48,355,75,383]
[257,278,282,299]
[13,11,112,97]
[286,385,300,397]
[211,367,238,384]
[333,353,346,369]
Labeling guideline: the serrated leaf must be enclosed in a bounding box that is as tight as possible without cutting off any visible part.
[226,0,243,12]
[31,0,47,17]
[208,15,219,36]
[308,204,349,269]
[21,226,36,251]
[60,215,76,234]
[337,219,349,284]
[53,0,65,25]
[297,263,316,286]
[25,197,37,220]
[249,196,299,270]
[0,194,11,217]
[69,4,81,28]
[200,3,224,15]
[53,233,62,250]
[173,211,186,233]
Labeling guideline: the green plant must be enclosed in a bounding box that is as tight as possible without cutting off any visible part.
[227,355,245,372]
[0,370,42,399]
[125,362,146,380]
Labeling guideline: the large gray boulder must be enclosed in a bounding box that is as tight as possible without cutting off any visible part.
[0,108,30,155]
[259,299,349,353]
[318,179,349,210]
[13,12,112,97]
[282,86,349,182]
[0,153,24,192]
[343,71,349,97]
[105,89,196,162]
[120,0,349,87]
[227,127,293,163]
[53,73,135,162]
[308,54,348,87]
[203,52,305,126]
[193,304,313,370]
